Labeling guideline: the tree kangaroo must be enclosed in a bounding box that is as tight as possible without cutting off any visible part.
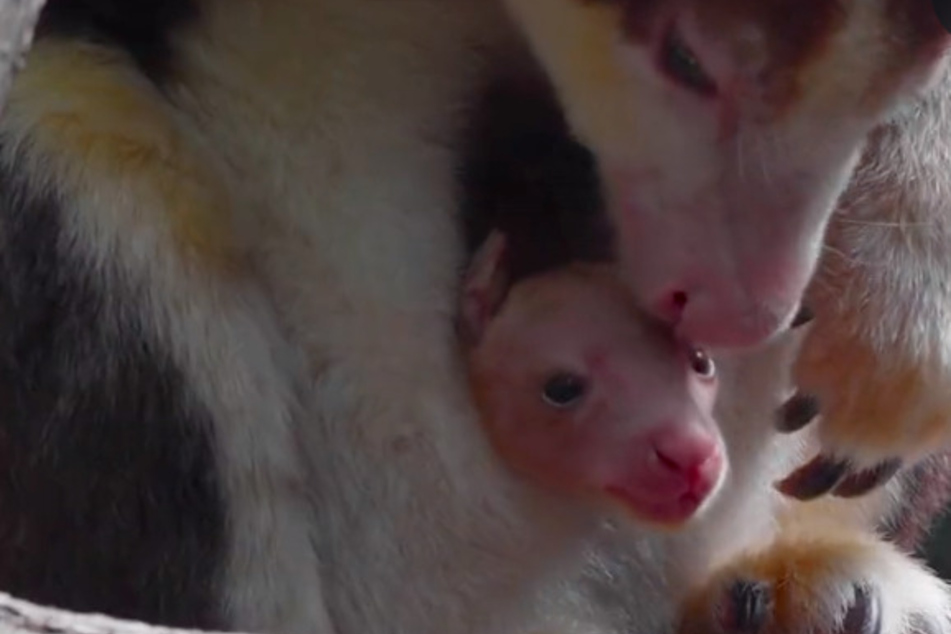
[0,3,949,634]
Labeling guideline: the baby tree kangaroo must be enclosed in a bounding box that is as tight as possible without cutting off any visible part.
[3,1,951,634]
[460,231,725,527]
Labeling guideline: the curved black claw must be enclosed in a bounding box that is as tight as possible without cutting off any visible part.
[840,585,882,634]
[776,454,850,500]
[724,580,773,634]
[790,306,815,329]
[832,459,903,498]
[776,393,821,433]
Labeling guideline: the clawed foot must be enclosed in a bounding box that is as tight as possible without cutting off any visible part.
[678,535,951,634]
[772,306,951,501]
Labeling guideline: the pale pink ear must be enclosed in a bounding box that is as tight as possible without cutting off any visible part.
[461,230,512,345]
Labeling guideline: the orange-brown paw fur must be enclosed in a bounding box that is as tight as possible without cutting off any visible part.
[772,291,951,501]
[677,533,951,634]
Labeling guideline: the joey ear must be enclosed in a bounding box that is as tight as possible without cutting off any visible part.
[461,230,512,346]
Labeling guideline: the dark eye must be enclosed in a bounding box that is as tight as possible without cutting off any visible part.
[542,373,587,408]
[688,347,716,379]
[659,27,717,96]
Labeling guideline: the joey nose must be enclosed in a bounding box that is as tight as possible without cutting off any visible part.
[605,425,725,525]
[650,427,722,494]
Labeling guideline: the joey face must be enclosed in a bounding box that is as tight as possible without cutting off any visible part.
[466,263,727,528]
[500,0,951,350]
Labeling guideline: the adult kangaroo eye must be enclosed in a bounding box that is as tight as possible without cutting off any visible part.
[659,26,717,97]
[542,373,587,408]
[688,346,716,379]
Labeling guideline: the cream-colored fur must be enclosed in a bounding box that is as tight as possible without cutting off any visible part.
[501,0,951,472]
[5,1,951,634]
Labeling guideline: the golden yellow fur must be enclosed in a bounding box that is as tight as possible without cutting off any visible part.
[7,40,244,273]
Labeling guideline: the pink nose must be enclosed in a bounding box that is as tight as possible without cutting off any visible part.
[650,427,723,495]
[605,426,725,526]
[653,284,798,350]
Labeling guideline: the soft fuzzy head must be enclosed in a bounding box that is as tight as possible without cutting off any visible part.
[461,232,727,529]
[500,0,951,350]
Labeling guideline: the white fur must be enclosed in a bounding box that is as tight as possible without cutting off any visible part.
[497,0,950,352]
[170,2,603,633]
[807,53,951,466]
[6,2,951,634]
[1,40,337,634]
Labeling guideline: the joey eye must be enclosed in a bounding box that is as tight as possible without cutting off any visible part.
[659,27,717,96]
[542,373,587,408]
[688,347,716,379]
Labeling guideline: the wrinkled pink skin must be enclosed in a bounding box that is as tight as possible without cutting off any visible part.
[462,232,726,528]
